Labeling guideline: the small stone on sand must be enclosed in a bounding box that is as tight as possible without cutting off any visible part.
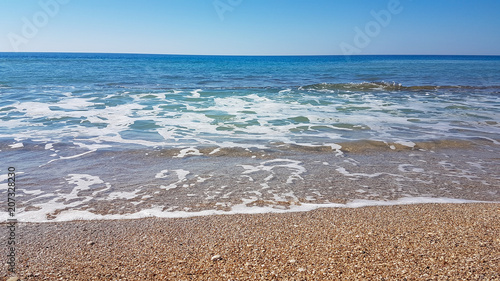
[211,255,222,261]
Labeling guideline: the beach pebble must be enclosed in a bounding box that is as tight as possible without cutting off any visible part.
[211,254,222,261]
[87,241,95,246]
[288,259,296,264]
[7,277,19,281]
[298,267,306,272]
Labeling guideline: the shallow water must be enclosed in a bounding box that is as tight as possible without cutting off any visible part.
[1,53,499,222]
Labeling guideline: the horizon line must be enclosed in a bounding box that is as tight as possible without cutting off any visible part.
[1,51,500,57]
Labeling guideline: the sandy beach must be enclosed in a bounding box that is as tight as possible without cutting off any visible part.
[2,203,498,280]
[2,2,500,280]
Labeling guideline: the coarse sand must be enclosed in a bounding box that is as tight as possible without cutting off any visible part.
[2,203,499,280]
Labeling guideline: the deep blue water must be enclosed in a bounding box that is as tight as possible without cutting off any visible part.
[2,53,500,89]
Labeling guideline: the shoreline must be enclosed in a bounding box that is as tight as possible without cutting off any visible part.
[4,141,499,223]
[3,203,499,280]
[4,197,494,223]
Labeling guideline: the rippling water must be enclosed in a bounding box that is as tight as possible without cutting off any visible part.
[1,53,499,222]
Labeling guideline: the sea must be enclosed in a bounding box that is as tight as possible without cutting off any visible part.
[1,53,499,222]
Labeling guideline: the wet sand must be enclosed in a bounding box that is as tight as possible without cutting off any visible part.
[2,203,499,280]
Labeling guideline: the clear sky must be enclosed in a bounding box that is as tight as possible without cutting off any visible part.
[1,0,499,55]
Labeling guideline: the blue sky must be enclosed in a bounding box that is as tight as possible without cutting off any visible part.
[1,0,499,55]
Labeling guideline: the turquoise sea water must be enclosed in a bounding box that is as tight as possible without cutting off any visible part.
[1,53,499,222]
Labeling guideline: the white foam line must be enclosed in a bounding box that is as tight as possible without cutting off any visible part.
[41,150,96,166]
[174,147,203,158]
[107,190,140,200]
[336,167,402,178]
[22,189,44,196]
[190,89,202,98]
[325,143,344,156]
[209,147,221,155]
[9,142,24,148]
[0,174,8,183]
[398,164,425,173]
[174,169,190,181]
[0,171,24,183]
[155,169,169,179]
[196,176,210,183]
[160,183,178,191]
[65,174,104,201]
[93,182,111,196]
[4,197,495,223]
[157,128,178,141]
[158,169,190,190]
[292,142,343,156]
[395,140,416,148]
[73,142,112,150]
[473,136,500,145]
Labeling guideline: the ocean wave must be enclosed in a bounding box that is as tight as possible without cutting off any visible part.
[56,82,500,92]
[299,82,500,92]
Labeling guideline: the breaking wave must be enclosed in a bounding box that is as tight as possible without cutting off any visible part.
[299,82,500,92]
